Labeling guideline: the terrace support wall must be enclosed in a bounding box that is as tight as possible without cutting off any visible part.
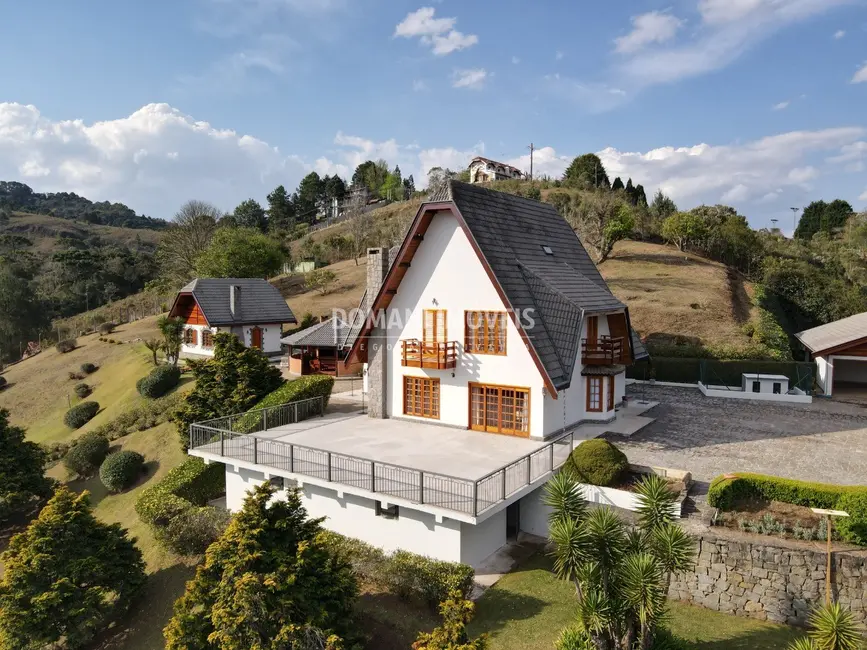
[670,529,867,627]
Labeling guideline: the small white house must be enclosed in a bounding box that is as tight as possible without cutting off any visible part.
[168,278,296,358]
[741,373,789,395]
[188,181,648,568]
[468,156,524,184]
[796,312,867,398]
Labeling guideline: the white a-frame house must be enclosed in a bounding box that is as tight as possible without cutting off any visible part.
[189,181,647,568]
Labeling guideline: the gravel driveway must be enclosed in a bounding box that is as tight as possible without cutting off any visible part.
[608,384,867,485]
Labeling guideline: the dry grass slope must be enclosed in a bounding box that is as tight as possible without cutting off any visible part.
[1,211,162,253]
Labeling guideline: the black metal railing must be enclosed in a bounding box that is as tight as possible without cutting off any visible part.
[189,397,576,517]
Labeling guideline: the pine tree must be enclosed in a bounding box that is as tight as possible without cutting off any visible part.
[611,177,625,191]
[0,488,146,650]
[625,178,637,205]
[267,185,296,231]
[563,154,610,189]
[634,184,648,207]
[412,590,487,650]
[164,483,360,650]
[0,408,52,523]
[232,199,268,232]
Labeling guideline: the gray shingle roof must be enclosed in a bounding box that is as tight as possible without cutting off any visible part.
[282,318,350,347]
[446,181,626,389]
[795,311,867,354]
[178,278,296,326]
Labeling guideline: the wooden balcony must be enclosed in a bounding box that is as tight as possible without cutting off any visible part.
[582,336,624,366]
[401,339,457,369]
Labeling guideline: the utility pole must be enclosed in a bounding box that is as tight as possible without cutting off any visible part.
[527,143,534,181]
[790,207,800,235]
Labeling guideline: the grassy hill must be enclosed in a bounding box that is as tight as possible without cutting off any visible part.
[278,238,758,352]
[1,210,162,255]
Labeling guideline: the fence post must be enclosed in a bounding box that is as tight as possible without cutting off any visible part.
[220,431,225,457]
[473,481,478,517]
[327,452,332,482]
[294,402,298,423]
[502,469,507,499]
[550,443,554,472]
[263,409,268,431]
[370,461,376,493]
[253,437,258,464]
[290,445,295,473]
[526,455,531,485]
[419,471,425,504]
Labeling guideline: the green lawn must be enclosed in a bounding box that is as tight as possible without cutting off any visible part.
[469,553,804,649]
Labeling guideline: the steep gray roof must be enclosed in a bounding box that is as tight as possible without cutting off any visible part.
[795,311,867,354]
[446,181,626,389]
[178,278,296,326]
[282,318,350,347]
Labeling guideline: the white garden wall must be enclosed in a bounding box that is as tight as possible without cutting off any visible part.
[698,382,811,404]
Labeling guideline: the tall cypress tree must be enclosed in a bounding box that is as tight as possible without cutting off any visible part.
[611,177,625,191]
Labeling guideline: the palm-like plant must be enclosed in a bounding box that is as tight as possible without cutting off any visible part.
[788,603,865,650]
[157,316,184,366]
[544,470,697,650]
[143,338,162,366]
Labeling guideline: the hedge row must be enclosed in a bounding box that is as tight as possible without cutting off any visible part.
[236,375,334,432]
[321,531,474,608]
[135,457,227,555]
[708,473,867,546]
[137,365,181,399]
[627,357,815,389]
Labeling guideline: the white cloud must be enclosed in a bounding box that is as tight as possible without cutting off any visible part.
[412,79,430,92]
[394,7,478,56]
[615,11,684,54]
[834,29,846,39]
[451,68,487,90]
[507,146,570,179]
[540,74,629,113]
[616,0,852,88]
[860,189,867,201]
[852,62,867,84]
[772,100,790,111]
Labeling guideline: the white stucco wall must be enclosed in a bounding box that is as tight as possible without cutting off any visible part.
[225,465,468,563]
[384,211,547,437]
[516,483,551,538]
[816,356,831,394]
[181,324,218,357]
[241,323,283,354]
[460,509,506,568]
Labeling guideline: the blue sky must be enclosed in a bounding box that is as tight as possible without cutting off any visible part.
[0,0,865,230]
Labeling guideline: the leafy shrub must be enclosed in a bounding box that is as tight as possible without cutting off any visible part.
[836,493,867,546]
[63,431,109,477]
[321,531,474,608]
[235,375,333,432]
[135,457,225,555]
[107,338,116,344]
[707,473,860,511]
[564,439,629,487]
[55,339,76,354]
[0,408,53,523]
[67,371,84,380]
[80,362,97,374]
[98,322,117,334]
[63,400,100,429]
[74,382,92,399]
[0,375,6,390]
[99,450,145,492]
[88,392,183,443]
[161,506,232,555]
[136,364,181,398]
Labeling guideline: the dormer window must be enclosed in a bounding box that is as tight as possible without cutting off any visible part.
[542,246,554,255]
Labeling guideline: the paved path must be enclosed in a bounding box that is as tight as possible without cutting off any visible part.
[608,384,867,484]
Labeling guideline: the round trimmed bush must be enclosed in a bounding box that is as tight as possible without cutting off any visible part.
[161,506,232,555]
[64,431,109,477]
[56,339,77,354]
[99,322,117,335]
[74,382,92,399]
[565,439,629,487]
[0,375,6,390]
[137,365,181,399]
[836,492,867,546]
[81,362,97,374]
[100,450,145,492]
[64,400,100,429]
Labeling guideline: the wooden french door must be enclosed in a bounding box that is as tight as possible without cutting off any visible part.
[469,383,530,437]
[423,309,447,344]
[607,376,615,411]
[250,327,263,349]
[586,377,602,412]
[586,316,598,343]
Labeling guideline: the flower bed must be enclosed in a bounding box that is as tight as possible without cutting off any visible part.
[577,463,691,517]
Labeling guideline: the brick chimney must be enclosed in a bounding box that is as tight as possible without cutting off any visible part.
[230,284,241,319]
[366,248,390,419]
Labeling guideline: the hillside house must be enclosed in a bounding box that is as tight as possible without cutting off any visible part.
[188,182,646,568]
[468,156,524,184]
[796,312,867,399]
[169,278,296,358]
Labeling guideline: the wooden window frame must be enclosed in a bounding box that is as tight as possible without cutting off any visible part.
[184,328,198,346]
[403,376,440,419]
[464,311,508,356]
[468,382,530,437]
[423,309,447,344]
[201,329,214,349]
[607,375,615,411]
[586,376,602,413]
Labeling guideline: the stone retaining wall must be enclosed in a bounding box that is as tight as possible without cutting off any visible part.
[669,530,867,626]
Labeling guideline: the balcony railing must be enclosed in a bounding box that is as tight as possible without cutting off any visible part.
[582,336,624,365]
[189,397,576,517]
[401,339,457,369]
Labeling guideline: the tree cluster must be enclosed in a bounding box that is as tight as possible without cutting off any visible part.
[0,181,166,230]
